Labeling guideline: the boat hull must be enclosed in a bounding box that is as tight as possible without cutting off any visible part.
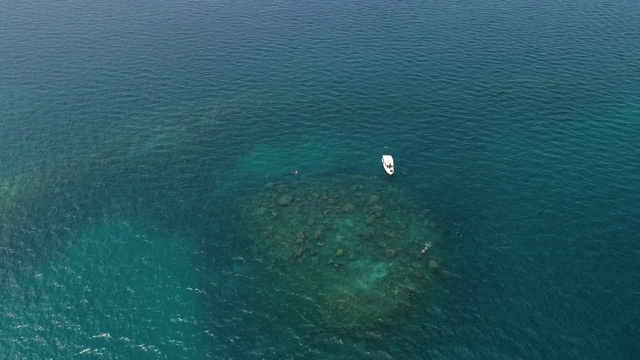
[381,155,394,175]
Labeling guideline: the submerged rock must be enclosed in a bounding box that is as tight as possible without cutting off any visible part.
[385,248,397,258]
[429,260,440,270]
[278,194,293,206]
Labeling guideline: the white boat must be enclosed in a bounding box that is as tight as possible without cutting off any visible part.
[381,155,394,175]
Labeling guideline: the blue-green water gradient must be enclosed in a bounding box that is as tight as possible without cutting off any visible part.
[1,0,639,358]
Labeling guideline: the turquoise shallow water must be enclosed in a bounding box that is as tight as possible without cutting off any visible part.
[2,0,640,358]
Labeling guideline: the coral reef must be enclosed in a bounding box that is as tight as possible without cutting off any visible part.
[238,175,444,331]
[0,105,223,266]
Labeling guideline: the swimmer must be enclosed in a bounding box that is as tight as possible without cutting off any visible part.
[420,241,432,254]
[294,170,299,175]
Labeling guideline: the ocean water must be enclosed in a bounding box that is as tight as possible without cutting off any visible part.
[1,0,639,358]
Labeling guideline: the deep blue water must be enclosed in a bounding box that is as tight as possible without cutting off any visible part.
[1,0,639,358]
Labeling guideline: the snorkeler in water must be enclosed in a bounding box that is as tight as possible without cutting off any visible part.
[420,241,432,254]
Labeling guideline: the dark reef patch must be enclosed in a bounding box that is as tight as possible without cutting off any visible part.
[237,175,445,332]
